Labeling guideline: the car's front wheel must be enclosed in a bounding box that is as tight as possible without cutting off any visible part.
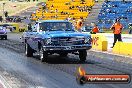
[25,43,33,57]
[1,36,3,40]
[39,46,48,62]
[79,50,87,62]
[4,35,7,40]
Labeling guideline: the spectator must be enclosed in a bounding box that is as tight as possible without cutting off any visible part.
[76,17,84,32]
[27,23,32,31]
[112,4,117,7]
[72,6,75,9]
[80,17,84,22]
[51,5,54,9]
[42,16,45,19]
[50,9,54,13]
[80,0,85,4]
[66,16,72,21]
[128,23,132,34]
[55,15,58,19]
[70,6,75,9]
[79,7,83,12]
[110,19,123,48]
[42,3,46,10]
[90,22,99,34]
[4,11,8,18]
[55,9,58,13]
[69,6,72,10]
[61,11,64,15]
[0,16,3,22]
[72,17,76,26]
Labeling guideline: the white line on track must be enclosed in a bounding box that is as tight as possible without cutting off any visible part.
[0,75,12,88]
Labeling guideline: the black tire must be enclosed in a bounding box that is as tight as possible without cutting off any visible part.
[79,50,87,62]
[4,35,7,40]
[59,53,68,57]
[25,43,33,57]
[39,46,48,62]
[1,36,4,40]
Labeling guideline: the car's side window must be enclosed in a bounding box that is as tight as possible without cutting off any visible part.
[36,23,40,32]
[32,22,38,32]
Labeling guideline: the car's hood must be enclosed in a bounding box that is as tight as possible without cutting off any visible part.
[42,31,91,38]
[0,30,6,33]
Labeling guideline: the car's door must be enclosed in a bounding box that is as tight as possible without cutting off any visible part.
[27,22,38,50]
[32,22,41,51]
[29,22,41,51]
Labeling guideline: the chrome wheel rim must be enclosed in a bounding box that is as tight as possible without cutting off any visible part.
[40,48,43,60]
[25,44,28,55]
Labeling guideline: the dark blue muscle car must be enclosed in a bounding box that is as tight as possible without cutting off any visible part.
[22,20,92,62]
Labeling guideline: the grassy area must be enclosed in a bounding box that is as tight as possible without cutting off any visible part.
[0,1,40,16]
[39,0,47,2]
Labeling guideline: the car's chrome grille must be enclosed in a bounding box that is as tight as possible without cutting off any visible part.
[51,37,84,46]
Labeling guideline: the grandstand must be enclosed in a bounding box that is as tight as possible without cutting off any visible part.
[26,0,132,30]
[31,0,95,22]
[97,0,132,29]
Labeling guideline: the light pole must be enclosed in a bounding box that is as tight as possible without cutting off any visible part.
[3,3,5,22]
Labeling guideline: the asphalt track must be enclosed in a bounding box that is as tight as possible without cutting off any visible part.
[0,33,132,88]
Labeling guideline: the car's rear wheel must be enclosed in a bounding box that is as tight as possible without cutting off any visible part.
[25,43,33,57]
[79,50,87,62]
[39,46,48,62]
[59,52,68,57]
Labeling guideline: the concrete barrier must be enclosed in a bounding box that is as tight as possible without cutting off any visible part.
[113,42,132,56]
[0,23,26,32]
[0,23,19,32]
[91,34,108,51]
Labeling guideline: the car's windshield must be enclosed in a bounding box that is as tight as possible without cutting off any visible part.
[0,26,4,30]
[81,26,92,32]
[39,22,75,32]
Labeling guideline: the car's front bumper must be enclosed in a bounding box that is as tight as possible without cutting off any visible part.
[43,44,92,51]
[0,34,7,37]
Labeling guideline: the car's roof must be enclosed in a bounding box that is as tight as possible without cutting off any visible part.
[37,20,70,23]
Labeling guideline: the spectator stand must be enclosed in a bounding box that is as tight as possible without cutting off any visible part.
[31,0,95,24]
[97,0,132,30]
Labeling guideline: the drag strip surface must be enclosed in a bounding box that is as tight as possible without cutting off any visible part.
[0,35,132,88]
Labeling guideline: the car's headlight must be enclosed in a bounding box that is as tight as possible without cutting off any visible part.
[4,32,7,34]
[84,37,91,44]
[46,38,52,44]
